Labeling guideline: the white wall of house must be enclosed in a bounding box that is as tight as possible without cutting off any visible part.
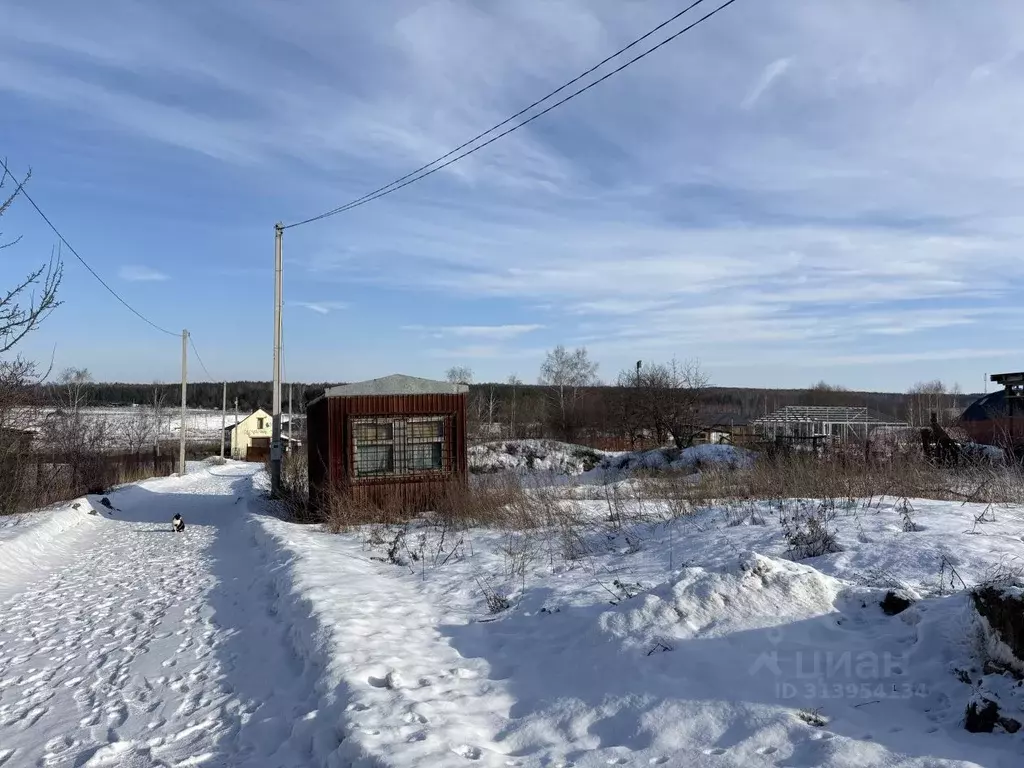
[229,409,273,459]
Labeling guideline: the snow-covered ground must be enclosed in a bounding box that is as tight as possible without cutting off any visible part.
[4,462,1024,767]
[255,486,1024,767]
[0,464,348,767]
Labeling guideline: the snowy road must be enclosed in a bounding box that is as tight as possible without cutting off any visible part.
[0,465,334,768]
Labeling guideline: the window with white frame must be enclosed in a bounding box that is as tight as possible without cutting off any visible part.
[351,416,447,478]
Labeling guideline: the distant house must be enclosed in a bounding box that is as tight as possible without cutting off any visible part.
[306,374,469,510]
[223,408,298,461]
[959,371,1024,451]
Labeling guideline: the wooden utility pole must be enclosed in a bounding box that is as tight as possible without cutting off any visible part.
[179,330,188,476]
[233,396,239,460]
[271,223,284,496]
[220,381,227,459]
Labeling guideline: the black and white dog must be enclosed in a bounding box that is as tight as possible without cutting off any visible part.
[172,513,185,533]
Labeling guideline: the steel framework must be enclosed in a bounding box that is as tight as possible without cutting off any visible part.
[751,406,908,442]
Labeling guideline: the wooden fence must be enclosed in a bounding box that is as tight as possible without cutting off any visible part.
[2,451,178,516]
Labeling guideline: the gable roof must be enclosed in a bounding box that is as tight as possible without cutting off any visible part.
[322,374,468,399]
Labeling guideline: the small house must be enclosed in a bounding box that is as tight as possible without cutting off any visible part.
[959,372,1024,452]
[224,408,275,461]
[306,374,469,510]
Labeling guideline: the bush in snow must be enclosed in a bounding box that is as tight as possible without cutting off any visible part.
[781,501,841,560]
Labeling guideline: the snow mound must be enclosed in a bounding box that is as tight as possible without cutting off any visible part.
[607,443,755,474]
[471,439,755,477]
[469,440,606,475]
[601,552,844,644]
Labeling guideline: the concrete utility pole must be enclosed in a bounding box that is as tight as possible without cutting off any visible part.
[220,381,227,459]
[234,397,239,459]
[180,329,188,476]
[288,383,293,446]
[271,222,284,496]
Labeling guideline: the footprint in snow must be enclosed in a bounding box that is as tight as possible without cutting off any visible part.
[702,747,727,755]
[452,744,482,760]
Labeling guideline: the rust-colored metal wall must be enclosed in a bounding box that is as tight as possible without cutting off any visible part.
[307,392,468,511]
[959,417,1024,450]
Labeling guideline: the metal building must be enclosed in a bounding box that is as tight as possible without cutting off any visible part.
[306,374,469,510]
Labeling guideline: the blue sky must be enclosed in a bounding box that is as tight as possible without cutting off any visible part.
[2,1,1023,391]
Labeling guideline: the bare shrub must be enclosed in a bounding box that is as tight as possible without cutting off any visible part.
[782,500,841,560]
[476,577,512,614]
[322,485,408,533]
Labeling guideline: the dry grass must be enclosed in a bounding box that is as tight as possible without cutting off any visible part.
[636,451,1024,517]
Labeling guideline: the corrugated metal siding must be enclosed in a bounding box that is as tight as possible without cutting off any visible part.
[307,392,468,512]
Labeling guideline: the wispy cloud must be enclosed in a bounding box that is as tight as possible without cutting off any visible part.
[119,265,168,282]
[290,301,347,315]
[403,324,544,340]
[7,2,1024,387]
[741,57,792,109]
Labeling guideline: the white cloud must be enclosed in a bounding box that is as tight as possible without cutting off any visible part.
[741,57,792,109]
[8,1,1024,387]
[403,324,544,340]
[119,265,168,282]
[290,301,347,315]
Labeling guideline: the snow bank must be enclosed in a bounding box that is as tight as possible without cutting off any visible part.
[251,512,515,767]
[608,443,755,474]
[469,439,606,475]
[602,552,844,646]
[0,498,103,598]
[470,439,755,478]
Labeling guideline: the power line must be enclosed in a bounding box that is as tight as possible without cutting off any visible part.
[188,335,215,381]
[0,158,178,338]
[284,0,738,229]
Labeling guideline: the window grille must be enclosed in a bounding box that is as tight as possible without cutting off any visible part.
[352,416,451,478]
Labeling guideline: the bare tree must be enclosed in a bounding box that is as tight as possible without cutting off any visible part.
[56,367,92,418]
[151,382,168,456]
[0,166,63,514]
[539,345,599,442]
[907,380,947,427]
[618,358,710,449]
[121,408,156,455]
[507,374,522,439]
[1,168,63,355]
[445,366,473,385]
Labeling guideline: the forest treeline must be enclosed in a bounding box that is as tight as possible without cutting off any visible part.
[64,380,977,424]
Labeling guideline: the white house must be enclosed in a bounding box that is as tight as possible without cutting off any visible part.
[225,408,273,460]
[224,408,302,461]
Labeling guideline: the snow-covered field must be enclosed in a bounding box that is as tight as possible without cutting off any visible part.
[16,406,248,448]
[3,458,1024,767]
[252,484,1024,767]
